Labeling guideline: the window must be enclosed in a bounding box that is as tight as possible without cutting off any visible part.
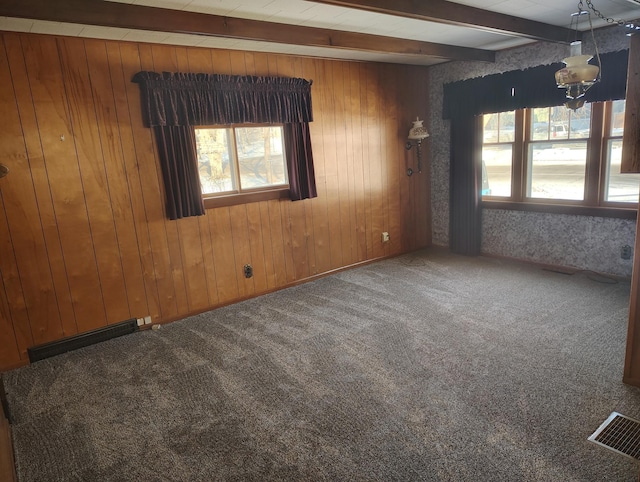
[195,125,288,198]
[481,101,640,215]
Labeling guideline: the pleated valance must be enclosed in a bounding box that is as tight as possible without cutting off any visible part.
[443,49,628,120]
[132,71,313,126]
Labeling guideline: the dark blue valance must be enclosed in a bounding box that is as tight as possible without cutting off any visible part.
[443,49,628,119]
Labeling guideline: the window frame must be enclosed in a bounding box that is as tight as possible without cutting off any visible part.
[195,123,291,209]
[481,101,637,220]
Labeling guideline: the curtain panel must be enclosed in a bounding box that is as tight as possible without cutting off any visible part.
[442,49,629,255]
[132,71,316,220]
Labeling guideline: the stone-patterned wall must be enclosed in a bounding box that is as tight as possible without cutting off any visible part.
[429,27,636,276]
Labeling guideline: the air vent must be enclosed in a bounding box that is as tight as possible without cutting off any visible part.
[27,318,139,363]
[588,412,640,462]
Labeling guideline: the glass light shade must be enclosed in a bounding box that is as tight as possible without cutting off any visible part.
[408,117,429,140]
[555,54,599,99]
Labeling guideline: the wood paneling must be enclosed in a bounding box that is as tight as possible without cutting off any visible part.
[623,34,640,388]
[0,31,430,371]
[0,399,16,482]
[621,33,640,174]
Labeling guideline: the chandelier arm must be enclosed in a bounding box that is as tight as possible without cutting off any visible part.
[587,11,602,82]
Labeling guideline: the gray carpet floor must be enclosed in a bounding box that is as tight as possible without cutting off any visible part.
[4,248,640,481]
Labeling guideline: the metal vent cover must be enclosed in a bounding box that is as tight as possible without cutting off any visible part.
[588,412,640,463]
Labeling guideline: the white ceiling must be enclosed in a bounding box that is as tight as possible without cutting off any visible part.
[1,0,640,65]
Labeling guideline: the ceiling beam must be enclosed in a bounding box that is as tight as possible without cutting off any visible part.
[0,0,495,62]
[308,0,579,44]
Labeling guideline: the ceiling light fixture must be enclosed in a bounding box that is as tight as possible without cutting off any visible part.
[555,4,601,107]
[555,0,637,110]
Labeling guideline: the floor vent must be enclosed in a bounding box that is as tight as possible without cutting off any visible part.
[588,412,640,462]
[27,318,139,363]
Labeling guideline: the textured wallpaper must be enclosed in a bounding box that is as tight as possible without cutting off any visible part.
[428,27,636,276]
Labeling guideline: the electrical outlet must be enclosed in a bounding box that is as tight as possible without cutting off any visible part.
[144,316,152,325]
[136,318,144,327]
[244,264,253,278]
[381,232,390,243]
[621,245,632,260]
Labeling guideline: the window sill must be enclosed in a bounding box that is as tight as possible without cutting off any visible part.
[481,200,638,220]
[203,188,290,209]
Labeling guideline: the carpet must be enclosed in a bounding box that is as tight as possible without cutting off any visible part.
[4,249,640,481]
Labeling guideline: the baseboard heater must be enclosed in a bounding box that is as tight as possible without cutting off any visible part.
[27,318,139,363]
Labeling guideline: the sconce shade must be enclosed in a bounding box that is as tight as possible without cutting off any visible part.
[555,54,599,99]
[408,117,429,140]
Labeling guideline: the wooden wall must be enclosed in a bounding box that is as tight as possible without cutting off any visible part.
[0,31,431,372]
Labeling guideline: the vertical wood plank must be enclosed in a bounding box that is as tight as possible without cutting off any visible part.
[22,34,108,335]
[383,64,402,256]
[366,64,385,259]
[210,207,240,303]
[348,62,367,262]
[245,202,269,293]
[317,59,344,269]
[331,61,355,266]
[0,191,30,364]
[621,33,640,173]
[0,269,21,368]
[4,34,77,339]
[258,201,278,289]
[0,34,63,347]
[106,41,161,321]
[84,39,149,319]
[58,37,130,325]
[360,63,375,259]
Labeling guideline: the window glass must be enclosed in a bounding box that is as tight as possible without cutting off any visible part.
[528,141,587,200]
[482,112,514,198]
[610,99,625,136]
[195,126,287,196]
[498,111,515,142]
[531,105,591,141]
[482,145,512,197]
[483,111,515,143]
[195,128,234,194]
[605,102,640,203]
[235,126,287,189]
[604,139,640,202]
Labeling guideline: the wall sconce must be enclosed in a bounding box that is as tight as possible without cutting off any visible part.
[405,117,429,176]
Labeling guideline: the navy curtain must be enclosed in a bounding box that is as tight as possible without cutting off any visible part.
[443,49,628,255]
[133,71,316,219]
